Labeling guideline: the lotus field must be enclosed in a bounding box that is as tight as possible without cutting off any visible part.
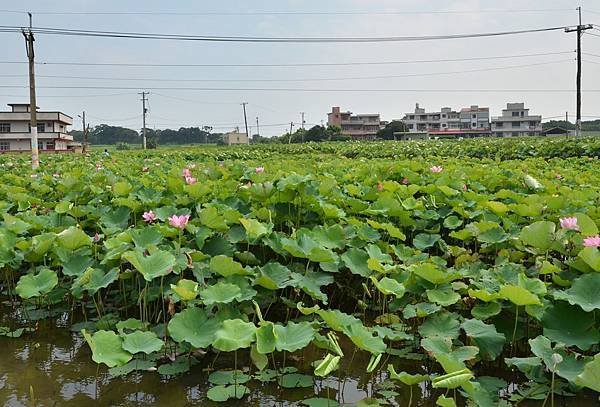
[1,138,600,406]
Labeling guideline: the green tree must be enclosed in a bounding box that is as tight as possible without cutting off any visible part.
[377,121,408,140]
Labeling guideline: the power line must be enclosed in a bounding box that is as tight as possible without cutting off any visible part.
[0,51,574,68]
[0,8,577,16]
[0,59,572,83]
[0,25,570,43]
[1,85,591,92]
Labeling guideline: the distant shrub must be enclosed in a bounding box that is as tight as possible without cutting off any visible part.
[115,142,131,151]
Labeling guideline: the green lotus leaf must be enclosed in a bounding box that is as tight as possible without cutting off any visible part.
[255,323,277,354]
[302,398,340,407]
[274,321,315,352]
[341,248,372,277]
[356,398,382,407]
[116,318,147,334]
[553,272,600,311]
[498,285,540,306]
[432,368,473,389]
[443,215,463,230]
[436,395,457,407]
[31,233,56,255]
[413,263,455,285]
[72,268,118,296]
[427,287,461,306]
[316,309,362,332]
[576,354,600,392]
[461,319,506,360]
[255,262,295,289]
[278,373,313,388]
[108,359,155,377]
[209,255,249,277]
[387,364,429,385]
[529,335,589,383]
[290,271,333,303]
[344,322,386,355]
[467,289,499,302]
[575,213,599,237]
[121,331,163,354]
[578,247,600,272]
[56,226,92,250]
[413,233,441,250]
[170,278,199,301]
[122,250,175,282]
[157,357,192,376]
[82,329,132,368]
[213,319,256,352]
[208,370,251,385]
[200,281,242,305]
[471,302,502,320]
[519,221,555,251]
[206,384,249,401]
[167,307,219,348]
[419,312,460,340]
[61,255,94,277]
[198,206,228,231]
[541,302,600,350]
[314,353,340,377]
[129,227,163,248]
[239,217,271,240]
[250,344,268,371]
[16,268,58,299]
[370,276,405,299]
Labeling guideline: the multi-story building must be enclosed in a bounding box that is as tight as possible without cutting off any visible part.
[223,128,249,145]
[327,106,382,140]
[491,103,542,137]
[401,103,491,138]
[0,103,74,152]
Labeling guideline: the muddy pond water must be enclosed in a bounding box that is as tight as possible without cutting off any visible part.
[1,308,598,406]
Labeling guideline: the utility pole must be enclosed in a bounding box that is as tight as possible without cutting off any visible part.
[300,112,305,129]
[255,117,260,137]
[139,92,148,149]
[79,111,90,152]
[241,102,249,140]
[22,12,39,169]
[288,122,294,144]
[565,7,593,137]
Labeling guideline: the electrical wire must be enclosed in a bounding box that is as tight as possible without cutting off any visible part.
[0,25,570,43]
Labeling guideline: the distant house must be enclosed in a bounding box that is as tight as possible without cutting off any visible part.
[327,106,382,140]
[400,103,491,138]
[491,103,542,137]
[0,103,75,152]
[223,128,249,145]
[542,127,570,136]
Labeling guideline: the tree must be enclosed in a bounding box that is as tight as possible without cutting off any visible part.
[377,121,408,140]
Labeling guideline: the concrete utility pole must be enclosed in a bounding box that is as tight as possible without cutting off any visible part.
[22,12,39,169]
[139,92,149,149]
[300,112,305,129]
[565,7,593,137]
[255,116,260,137]
[288,122,294,144]
[241,102,249,140]
[78,111,89,152]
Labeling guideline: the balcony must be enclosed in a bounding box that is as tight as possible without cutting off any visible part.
[0,132,73,140]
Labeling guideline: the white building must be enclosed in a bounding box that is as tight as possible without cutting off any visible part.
[401,103,491,138]
[223,128,249,145]
[0,103,74,152]
[491,103,542,137]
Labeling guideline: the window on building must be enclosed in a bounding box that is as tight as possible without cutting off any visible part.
[512,112,520,117]
[46,141,55,150]
[529,121,538,127]
[441,123,446,127]
[28,123,46,133]
[38,141,45,150]
[512,132,519,137]
[0,141,9,151]
[521,111,525,117]
[0,123,10,133]
[471,123,477,128]
[495,122,503,128]
[512,122,521,128]
[441,114,446,118]
[472,114,477,119]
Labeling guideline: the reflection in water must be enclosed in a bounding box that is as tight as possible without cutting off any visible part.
[1,311,598,406]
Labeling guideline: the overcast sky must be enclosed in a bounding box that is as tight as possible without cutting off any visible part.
[1,0,599,136]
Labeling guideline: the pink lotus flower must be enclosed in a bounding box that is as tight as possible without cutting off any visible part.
[142,211,156,222]
[555,174,563,180]
[430,165,443,173]
[182,168,191,178]
[462,184,468,191]
[53,173,60,178]
[376,183,384,191]
[559,216,579,231]
[583,235,600,248]
[185,176,197,185]
[142,166,149,172]
[168,214,190,229]
[255,167,265,173]
[93,233,101,243]
[401,177,409,185]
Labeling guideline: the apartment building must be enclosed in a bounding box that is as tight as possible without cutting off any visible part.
[223,128,249,145]
[401,103,491,138]
[327,107,382,140]
[491,103,542,137]
[0,103,74,152]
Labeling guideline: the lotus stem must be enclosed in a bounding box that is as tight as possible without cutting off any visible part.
[511,305,519,349]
